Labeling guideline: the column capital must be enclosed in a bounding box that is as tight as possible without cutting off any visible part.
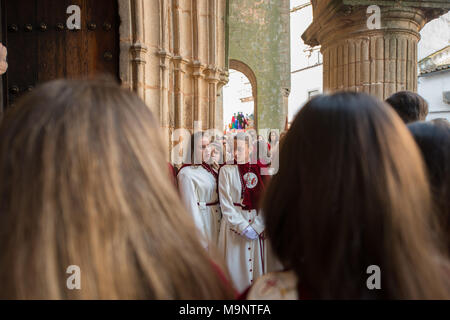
[219,70,230,88]
[157,50,173,70]
[303,0,449,47]
[204,66,222,84]
[131,42,148,65]
[172,55,190,73]
[191,60,206,78]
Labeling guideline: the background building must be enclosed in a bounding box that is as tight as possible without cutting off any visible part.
[289,1,450,123]
[289,1,321,122]
[418,12,450,121]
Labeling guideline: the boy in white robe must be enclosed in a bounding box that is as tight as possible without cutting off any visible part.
[218,133,267,292]
[178,133,222,251]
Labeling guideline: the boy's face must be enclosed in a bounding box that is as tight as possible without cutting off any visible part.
[234,139,252,164]
[210,145,222,163]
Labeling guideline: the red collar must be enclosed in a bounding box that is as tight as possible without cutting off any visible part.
[178,163,218,181]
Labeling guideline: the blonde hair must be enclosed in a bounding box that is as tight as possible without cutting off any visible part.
[0,79,234,300]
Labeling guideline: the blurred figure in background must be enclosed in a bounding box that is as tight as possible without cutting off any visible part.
[268,130,279,156]
[223,134,234,163]
[409,121,450,255]
[251,140,271,166]
[0,43,7,75]
[386,91,429,123]
[431,118,450,128]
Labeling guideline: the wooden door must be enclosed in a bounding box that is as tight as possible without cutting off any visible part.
[1,0,120,109]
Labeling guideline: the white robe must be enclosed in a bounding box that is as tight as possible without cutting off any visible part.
[177,165,222,250]
[218,164,267,293]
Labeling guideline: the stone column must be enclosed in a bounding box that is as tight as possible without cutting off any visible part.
[302,0,450,99]
[118,0,228,156]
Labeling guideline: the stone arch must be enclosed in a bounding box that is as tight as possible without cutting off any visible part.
[117,0,147,99]
[229,59,258,129]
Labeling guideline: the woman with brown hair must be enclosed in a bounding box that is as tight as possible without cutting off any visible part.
[246,92,450,300]
[408,121,450,255]
[0,78,235,300]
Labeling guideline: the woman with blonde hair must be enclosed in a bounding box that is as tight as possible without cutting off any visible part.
[0,78,235,300]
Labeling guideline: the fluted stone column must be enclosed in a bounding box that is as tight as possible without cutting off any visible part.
[302,0,450,99]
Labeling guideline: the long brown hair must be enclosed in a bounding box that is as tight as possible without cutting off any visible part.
[0,78,234,300]
[408,121,450,255]
[263,92,450,299]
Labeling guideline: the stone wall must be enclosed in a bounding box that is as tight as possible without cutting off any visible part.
[118,0,228,155]
[228,0,291,132]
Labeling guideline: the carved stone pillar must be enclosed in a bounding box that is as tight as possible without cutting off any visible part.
[302,0,450,99]
[205,67,221,129]
[131,42,148,99]
[118,0,228,156]
[192,61,206,127]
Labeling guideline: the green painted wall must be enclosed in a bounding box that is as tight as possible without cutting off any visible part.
[228,0,291,132]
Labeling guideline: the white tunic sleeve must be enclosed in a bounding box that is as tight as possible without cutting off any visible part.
[177,170,206,239]
[218,167,250,234]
